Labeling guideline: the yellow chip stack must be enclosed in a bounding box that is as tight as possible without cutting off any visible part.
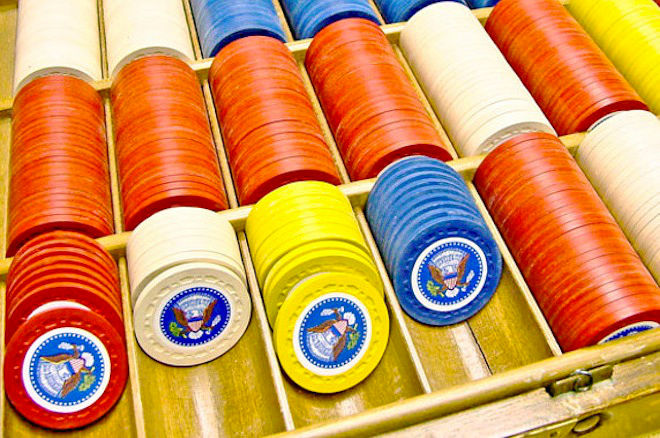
[568,0,660,113]
[246,181,389,393]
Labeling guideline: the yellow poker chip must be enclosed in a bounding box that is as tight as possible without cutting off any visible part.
[273,272,389,393]
[133,262,251,366]
[263,241,382,326]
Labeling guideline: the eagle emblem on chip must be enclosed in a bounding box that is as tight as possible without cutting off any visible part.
[428,252,473,297]
[172,299,219,339]
[39,344,96,398]
[306,307,359,362]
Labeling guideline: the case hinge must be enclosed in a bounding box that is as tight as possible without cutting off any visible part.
[546,364,613,397]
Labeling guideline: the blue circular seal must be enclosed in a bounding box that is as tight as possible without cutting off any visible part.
[159,287,231,347]
[294,293,371,376]
[23,327,110,413]
[412,237,487,312]
[599,321,659,344]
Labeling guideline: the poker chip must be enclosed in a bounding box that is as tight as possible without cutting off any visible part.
[305,18,452,180]
[474,132,660,351]
[103,0,195,78]
[208,36,340,205]
[366,156,502,325]
[4,231,127,430]
[485,0,648,136]
[399,3,555,157]
[126,207,250,366]
[13,0,102,94]
[281,0,380,39]
[465,0,499,7]
[245,181,388,392]
[8,75,113,257]
[111,55,228,230]
[190,0,287,58]
[576,110,660,284]
[374,0,469,23]
[273,272,389,393]
[568,0,660,113]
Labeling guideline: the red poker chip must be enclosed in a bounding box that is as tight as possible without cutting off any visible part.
[560,291,660,350]
[7,279,124,336]
[4,307,127,430]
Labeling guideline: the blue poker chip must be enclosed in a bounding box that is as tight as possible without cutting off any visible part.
[191,0,287,57]
[374,0,469,23]
[392,216,502,325]
[366,156,502,325]
[281,0,380,39]
[465,0,499,8]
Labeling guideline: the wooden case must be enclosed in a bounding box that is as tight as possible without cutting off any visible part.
[0,1,658,436]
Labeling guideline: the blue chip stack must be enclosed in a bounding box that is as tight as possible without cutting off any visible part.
[374,0,468,23]
[366,156,502,325]
[465,0,499,8]
[281,0,380,39]
[191,0,287,58]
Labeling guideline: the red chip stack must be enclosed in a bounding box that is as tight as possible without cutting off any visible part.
[4,231,128,430]
[485,0,648,135]
[474,132,660,351]
[305,18,452,181]
[209,36,341,205]
[111,55,228,230]
[8,75,113,257]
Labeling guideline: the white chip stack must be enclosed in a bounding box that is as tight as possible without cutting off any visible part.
[127,207,251,366]
[576,110,660,283]
[13,0,102,94]
[399,2,555,157]
[103,0,195,78]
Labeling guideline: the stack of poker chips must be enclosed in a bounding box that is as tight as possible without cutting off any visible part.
[8,75,113,257]
[103,0,195,78]
[568,0,660,114]
[576,111,660,284]
[13,0,102,95]
[366,156,502,325]
[306,18,453,180]
[280,0,380,39]
[246,181,389,393]
[4,231,128,430]
[209,36,341,205]
[374,0,468,23]
[127,207,250,366]
[400,3,554,157]
[474,132,660,351]
[110,55,228,230]
[190,0,287,58]
[485,0,648,135]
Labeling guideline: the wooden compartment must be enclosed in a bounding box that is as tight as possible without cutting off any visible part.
[0,1,658,436]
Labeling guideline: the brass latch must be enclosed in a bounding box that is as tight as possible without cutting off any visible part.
[546,364,613,397]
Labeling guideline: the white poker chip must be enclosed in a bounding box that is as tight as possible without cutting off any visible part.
[400,2,554,157]
[14,0,102,94]
[133,262,251,366]
[103,0,194,78]
[577,110,660,283]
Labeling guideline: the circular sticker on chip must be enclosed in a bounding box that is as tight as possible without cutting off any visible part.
[411,237,488,312]
[293,293,371,376]
[158,286,231,347]
[599,321,659,344]
[22,327,111,413]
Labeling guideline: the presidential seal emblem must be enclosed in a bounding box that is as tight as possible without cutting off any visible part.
[23,327,110,413]
[160,286,231,347]
[411,237,488,312]
[294,293,372,376]
[599,321,659,344]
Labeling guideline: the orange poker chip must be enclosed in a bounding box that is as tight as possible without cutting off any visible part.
[210,36,340,205]
[111,55,228,229]
[306,18,451,179]
[485,0,647,135]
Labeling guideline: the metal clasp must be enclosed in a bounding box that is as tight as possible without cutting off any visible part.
[546,365,613,397]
